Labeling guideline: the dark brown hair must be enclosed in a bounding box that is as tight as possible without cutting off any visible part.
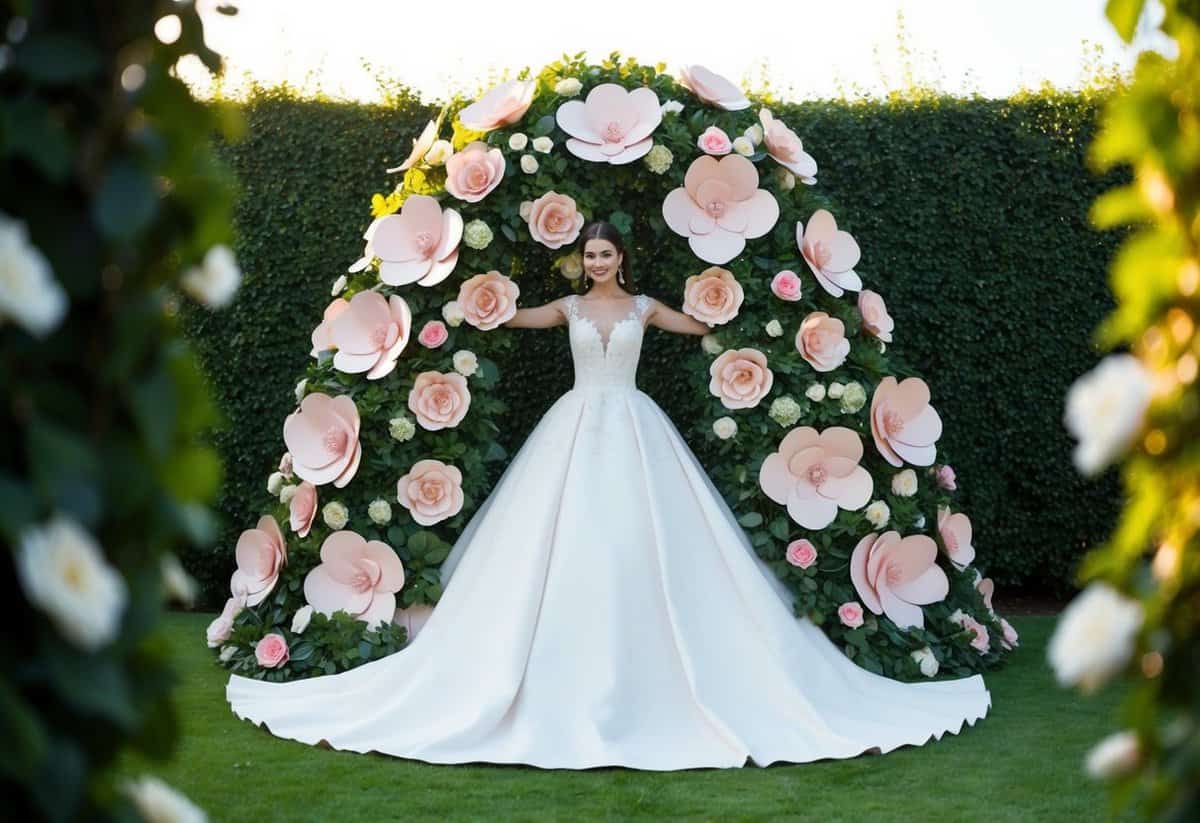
[577,220,637,292]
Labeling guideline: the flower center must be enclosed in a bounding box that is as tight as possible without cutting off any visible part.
[705,199,726,218]
[944,530,959,553]
[323,426,348,454]
[806,463,827,487]
[419,478,443,503]
[885,563,903,586]
[350,558,380,593]
[884,409,905,436]
[806,239,832,268]
[415,231,435,255]
[467,165,488,189]
[603,121,625,142]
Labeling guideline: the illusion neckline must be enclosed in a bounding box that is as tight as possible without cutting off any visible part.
[569,295,646,356]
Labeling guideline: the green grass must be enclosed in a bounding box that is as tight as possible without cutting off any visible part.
[129,613,1130,822]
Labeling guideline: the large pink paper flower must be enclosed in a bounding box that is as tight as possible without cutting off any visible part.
[556,83,662,164]
[937,505,976,569]
[797,209,862,298]
[289,482,318,538]
[795,311,850,372]
[386,112,442,174]
[759,109,817,184]
[230,515,287,607]
[458,79,537,131]
[396,459,465,526]
[678,65,750,110]
[850,531,949,630]
[310,298,350,358]
[708,347,773,409]
[303,530,406,629]
[369,195,462,287]
[682,266,743,326]
[457,270,519,330]
[870,376,942,467]
[662,154,779,264]
[525,191,585,249]
[857,289,894,342]
[329,291,413,380]
[444,140,505,202]
[759,426,874,530]
[283,393,362,488]
[408,371,471,431]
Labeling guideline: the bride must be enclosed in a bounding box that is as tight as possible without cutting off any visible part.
[226,220,991,771]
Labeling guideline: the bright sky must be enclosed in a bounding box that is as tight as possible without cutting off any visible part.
[181,0,1170,104]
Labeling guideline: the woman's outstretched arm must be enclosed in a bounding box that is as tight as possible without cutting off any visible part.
[502,297,568,329]
[645,297,711,336]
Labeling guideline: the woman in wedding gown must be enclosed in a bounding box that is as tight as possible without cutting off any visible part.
[226,221,991,770]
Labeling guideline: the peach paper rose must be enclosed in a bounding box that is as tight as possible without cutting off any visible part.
[851,531,949,630]
[255,633,289,668]
[697,126,733,155]
[679,65,750,110]
[797,209,862,298]
[770,270,802,301]
[662,154,779,265]
[310,298,350,358]
[407,371,471,431]
[417,320,448,348]
[759,109,817,184]
[708,347,773,409]
[283,393,362,488]
[369,194,462,287]
[303,530,406,629]
[786,539,818,569]
[458,79,537,131]
[456,270,519,330]
[525,191,585,249]
[289,481,318,538]
[396,458,465,526]
[870,376,943,467]
[444,141,505,202]
[329,291,413,380]
[857,290,894,343]
[796,312,850,372]
[230,515,287,606]
[555,83,662,164]
[937,505,976,569]
[759,426,874,530]
[682,266,743,326]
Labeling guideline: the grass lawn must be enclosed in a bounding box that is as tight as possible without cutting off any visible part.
[126,613,1131,822]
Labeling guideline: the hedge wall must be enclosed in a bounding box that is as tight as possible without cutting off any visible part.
[183,85,1125,607]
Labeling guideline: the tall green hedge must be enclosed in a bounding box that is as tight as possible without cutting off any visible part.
[183,85,1125,607]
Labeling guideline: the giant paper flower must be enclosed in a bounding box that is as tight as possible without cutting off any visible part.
[303,530,405,630]
[444,141,505,202]
[555,83,662,164]
[708,347,773,409]
[662,154,779,264]
[408,371,471,431]
[457,270,519,330]
[386,109,445,173]
[329,291,413,380]
[310,298,350,358]
[758,426,873,530]
[870,376,942,467]
[759,109,817,184]
[230,515,287,607]
[396,458,465,526]
[937,505,976,569]
[369,194,462,287]
[682,266,743,325]
[797,209,861,297]
[850,531,949,630]
[678,65,750,110]
[525,191,585,249]
[457,79,537,131]
[283,393,363,488]
[795,311,850,372]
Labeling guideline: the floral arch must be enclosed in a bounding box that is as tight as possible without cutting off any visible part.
[208,54,1017,683]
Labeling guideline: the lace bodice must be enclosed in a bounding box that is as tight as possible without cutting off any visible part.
[564,294,652,390]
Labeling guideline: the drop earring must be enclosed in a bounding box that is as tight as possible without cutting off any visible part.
[617,266,625,285]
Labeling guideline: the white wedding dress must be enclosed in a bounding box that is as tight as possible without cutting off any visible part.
[227,293,991,770]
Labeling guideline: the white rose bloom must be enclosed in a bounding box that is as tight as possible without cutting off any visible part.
[1084,730,1142,780]
[322,501,349,530]
[180,244,241,310]
[463,219,494,250]
[764,318,783,338]
[124,776,207,823]
[267,472,285,496]
[218,644,238,663]
[453,349,479,376]
[827,381,845,399]
[1064,354,1153,477]
[554,77,582,96]
[743,123,764,145]
[508,132,528,151]
[294,378,307,402]
[518,200,534,220]
[840,382,867,413]
[0,211,68,337]
[769,396,802,427]
[1047,582,1143,693]
[891,468,918,497]
[442,300,466,327]
[17,516,127,651]
[910,646,939,677]
[559,252,583,279]
[661,100,684,115]
[643,144,673,175]
[291,604,314,634]
[701,334,724,355]
[864,500,890,529]
[389,415,416,442]
[423,139,453,166]
[732,136,755,156]
[520,154,539,174]
[330,274,347,296]
[774,167,796,191]
[278,484,298,505]
[805,383,826,402]
[368,498,393,525]
[531,136,554,154]
[712,416,738,440]
[160,553,197,607]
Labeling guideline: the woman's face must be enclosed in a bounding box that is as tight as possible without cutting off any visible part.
[583,238,622,284]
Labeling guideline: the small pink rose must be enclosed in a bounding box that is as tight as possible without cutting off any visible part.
[795,311,850,372]
[838,601,865,629]
[770,270,802,301]
[408,371,471,431]
[1000,617,1020,649]
[934,464,957,491]
[206,594,245,648]
[255,632,290,668]
[444,140,505,203]
[289,481,318,538]
[418,320,449,348]
[785,539,818,569]
[697,126,733,156]
[396,458,465,526]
